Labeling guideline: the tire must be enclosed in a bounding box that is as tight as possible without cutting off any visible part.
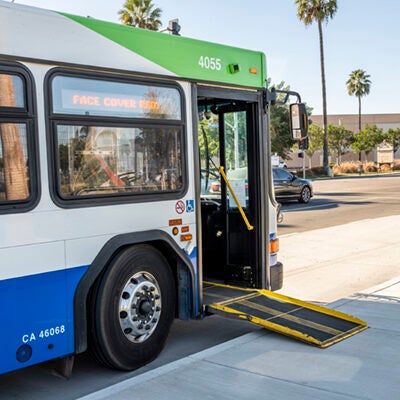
[88,244,175,371]
[299,186,311,203]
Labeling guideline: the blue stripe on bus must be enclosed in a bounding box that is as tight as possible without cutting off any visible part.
[0,265,89,375]
[188,246,199,315]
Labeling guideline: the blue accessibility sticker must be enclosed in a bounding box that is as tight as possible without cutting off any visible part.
[186,199,195,213]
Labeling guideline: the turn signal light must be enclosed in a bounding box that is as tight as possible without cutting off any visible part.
[269,238,279,254]
[180,234,192,242]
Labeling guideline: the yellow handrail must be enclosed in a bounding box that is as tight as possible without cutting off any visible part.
[219,166,254,231]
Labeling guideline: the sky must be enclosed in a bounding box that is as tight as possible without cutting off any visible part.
[8,0,400,116]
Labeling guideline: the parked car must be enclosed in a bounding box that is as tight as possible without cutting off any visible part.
[273,167,313,203]
[200,169,221,195]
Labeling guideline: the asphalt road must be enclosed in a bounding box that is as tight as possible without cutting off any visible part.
[278,174,400,235]
[1,174,399,400]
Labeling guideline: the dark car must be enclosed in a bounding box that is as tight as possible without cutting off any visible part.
[273,167,313,203]
[200,169,221,195]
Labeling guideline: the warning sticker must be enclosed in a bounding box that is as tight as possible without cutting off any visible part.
[175,200,185,214]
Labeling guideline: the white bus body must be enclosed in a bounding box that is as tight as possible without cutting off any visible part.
[0,1,282,375]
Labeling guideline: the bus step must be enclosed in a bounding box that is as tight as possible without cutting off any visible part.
[203,282,368,348]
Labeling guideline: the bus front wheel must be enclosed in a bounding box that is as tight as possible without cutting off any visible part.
[89,244,175,371]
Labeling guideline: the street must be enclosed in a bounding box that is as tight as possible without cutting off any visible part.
[278,174,400,235]
[1,175,399,400]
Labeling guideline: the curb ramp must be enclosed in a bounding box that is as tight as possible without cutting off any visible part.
[203,282,368,348]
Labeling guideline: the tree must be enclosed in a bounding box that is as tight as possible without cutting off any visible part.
[327,124,353,164]
[346,69,371,132]
[295,0,338,175]
[270,105,295,159]
[351,124,383,159]
[346,69,371,160]
[386,128,400,155]
[119,0,162,31]
[269,81,296,159]
[303,123,323,167]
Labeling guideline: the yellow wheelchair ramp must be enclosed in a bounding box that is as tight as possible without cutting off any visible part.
[203,282,368,348]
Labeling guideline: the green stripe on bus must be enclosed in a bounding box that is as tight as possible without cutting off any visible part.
[59,13,267,88]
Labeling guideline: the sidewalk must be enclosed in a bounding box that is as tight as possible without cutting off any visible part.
[77,217,400,400]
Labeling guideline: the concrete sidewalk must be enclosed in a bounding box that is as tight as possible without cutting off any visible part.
[77,217,400,400]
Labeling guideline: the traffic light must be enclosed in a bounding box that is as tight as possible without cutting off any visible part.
[299,137,309,150]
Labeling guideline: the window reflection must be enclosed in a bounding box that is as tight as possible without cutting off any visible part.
[0,74,25,108]
[0,123,30,201]
[57,125,182,197]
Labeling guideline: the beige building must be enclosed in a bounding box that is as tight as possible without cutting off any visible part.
[286,113,400,169]
[311,113,400,133]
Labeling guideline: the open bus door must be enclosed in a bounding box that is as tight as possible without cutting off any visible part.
[197,88,264,289]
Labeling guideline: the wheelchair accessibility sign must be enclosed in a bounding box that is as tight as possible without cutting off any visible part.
[186,199,195,213]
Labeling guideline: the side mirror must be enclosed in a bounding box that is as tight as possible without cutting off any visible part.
[290,103,308,139]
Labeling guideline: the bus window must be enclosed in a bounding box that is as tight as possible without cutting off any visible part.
[0,73,25,108]
[0,70,36,207]
[0,123,30,201]
[49,72,185,203]
[56,125,182,197]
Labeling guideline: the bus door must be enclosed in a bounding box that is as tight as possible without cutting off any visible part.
[197,91,261,288]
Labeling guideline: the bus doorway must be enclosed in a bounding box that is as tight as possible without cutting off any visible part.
[197,92,261,289]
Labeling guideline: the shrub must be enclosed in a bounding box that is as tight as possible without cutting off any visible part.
[305,166,325,177]
[393,160,400,171]
[363,162,377,173]
[332,161,361,174]
[379,163,392,172]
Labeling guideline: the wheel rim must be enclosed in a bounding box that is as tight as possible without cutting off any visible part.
[302,187,310,202]
[119,271,162,343]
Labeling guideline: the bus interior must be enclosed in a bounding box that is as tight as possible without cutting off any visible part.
[197,91,263,290]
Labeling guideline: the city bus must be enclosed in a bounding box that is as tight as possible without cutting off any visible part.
[0,1,308,375]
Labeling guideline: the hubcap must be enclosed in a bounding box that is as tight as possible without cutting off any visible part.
[119,271,162,343]
[302,187,310,202]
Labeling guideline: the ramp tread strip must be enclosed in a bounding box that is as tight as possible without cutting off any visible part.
[258,289,367,326]
[209,303,322,346]
[242,295,361,331]
[210,300,343,339]
[237,298,345,336]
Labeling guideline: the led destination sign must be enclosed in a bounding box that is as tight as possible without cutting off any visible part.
[52,75,181,120]
[63,90,161,112]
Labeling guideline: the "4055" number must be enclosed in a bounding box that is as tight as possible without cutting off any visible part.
[198,56,222,71]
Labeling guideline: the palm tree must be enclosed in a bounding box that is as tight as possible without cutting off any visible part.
[295,0,337,175]
[118,0,162,31]
[346,69,371,133]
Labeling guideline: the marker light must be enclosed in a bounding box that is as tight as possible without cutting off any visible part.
[180,234,193,242]
[269,238,279,254]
